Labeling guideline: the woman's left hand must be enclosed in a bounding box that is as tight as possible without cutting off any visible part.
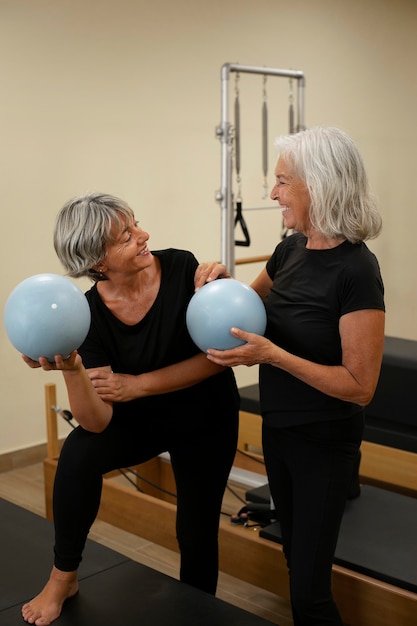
[206,327,273,367]
[88,369,137,402]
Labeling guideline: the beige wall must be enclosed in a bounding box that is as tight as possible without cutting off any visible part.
[1,0,416,454]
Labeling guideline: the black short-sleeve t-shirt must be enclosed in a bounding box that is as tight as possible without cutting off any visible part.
[79,248,238,419]
[260,233,385,427]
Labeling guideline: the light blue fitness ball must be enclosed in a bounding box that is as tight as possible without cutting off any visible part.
[4,273,91,362]
[186,278,267,353]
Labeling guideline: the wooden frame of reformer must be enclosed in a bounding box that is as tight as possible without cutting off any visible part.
[43,383,417,626]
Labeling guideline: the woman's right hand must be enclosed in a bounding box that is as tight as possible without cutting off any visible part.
[22,349,82,372]
[194,262,231,291]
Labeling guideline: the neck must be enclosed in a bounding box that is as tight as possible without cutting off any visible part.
[304,229,346,250]
[98,258,160,299]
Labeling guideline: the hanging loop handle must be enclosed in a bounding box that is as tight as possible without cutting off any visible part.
[234,200,251,247]
[233,73,250,246]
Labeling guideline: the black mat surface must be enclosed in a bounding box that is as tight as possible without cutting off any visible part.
[0,498,275,625]
[246,483,270,504]
[0,498,129,612]
[259,485,417,593]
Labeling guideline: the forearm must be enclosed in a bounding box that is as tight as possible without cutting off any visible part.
[88,353,227,403]
[63,367,113,432]
[137,353,226,397]
[267,344,378,406]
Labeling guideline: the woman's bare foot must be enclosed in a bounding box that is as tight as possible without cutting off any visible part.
[21,566,79,625]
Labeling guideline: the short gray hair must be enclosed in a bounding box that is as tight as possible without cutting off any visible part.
[53,192,134,281]
[274,127,382,243]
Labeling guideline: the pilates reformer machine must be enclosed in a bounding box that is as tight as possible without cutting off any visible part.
[43,378,417,626]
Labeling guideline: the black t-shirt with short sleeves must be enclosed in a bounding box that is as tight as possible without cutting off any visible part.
[260,232,385,427]
[79,248,238,420]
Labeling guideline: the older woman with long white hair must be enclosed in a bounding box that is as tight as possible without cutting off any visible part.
[197,126,385,626]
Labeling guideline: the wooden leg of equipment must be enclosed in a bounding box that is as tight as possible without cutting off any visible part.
[43,384,417,626]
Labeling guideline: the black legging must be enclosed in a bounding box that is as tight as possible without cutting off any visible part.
[262,413,363,626]
[52,400,239,595]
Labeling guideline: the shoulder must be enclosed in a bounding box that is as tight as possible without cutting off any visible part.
[341,241,382,275]
[339,242,385,311]
[153,248,199,280]
[153,248,197,264]
[273,232,306,255]
[267,232,305,275]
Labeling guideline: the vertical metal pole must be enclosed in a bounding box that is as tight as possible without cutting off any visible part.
[297,76,306,131]
[219,63,235,274]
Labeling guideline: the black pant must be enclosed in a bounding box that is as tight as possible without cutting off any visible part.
[52,399,239,595]
[262,413,363,626]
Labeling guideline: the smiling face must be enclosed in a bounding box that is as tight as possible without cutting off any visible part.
[270,156,311,235]
[98,216,152,277]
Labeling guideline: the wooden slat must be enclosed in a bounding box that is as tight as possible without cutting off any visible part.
[235,255,270,266]
[332,564,417,626]
[360,440,417,497]
[44,383,59,460]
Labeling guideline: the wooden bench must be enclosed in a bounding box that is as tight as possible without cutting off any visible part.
[43,383,417,626]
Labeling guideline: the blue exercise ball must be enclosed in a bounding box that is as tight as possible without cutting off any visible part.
[186,278,267,353]
[4,273,91,362]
